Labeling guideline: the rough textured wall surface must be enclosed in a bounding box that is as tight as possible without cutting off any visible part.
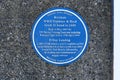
[0,0,113,80]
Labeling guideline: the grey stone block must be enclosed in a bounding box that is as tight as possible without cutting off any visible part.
[0,0,113,80]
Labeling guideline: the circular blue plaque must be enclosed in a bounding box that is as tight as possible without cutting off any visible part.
[31,8,89,66]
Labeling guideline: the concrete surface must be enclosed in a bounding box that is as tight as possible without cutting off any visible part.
[0,0,113,80]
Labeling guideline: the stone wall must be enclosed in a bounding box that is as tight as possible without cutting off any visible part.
[0,0,113,80]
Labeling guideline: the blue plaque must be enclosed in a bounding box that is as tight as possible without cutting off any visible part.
[31,8,89,66]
